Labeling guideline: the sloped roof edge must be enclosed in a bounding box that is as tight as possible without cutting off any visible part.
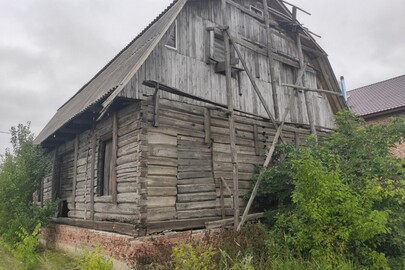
[35,0,186,144]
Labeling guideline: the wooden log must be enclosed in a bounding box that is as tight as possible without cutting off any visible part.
[220,179,225,219]
[263,0,279,120]
[90,126,96,220]
[111,111,118,204]
[71,136,79,209]
[282,83,343,96]
[148,207,176,222]
[225,30,281,137]
[146,196,176,208]
[177,209,217,219]
[147,217,218,234]
[296,35,317,138]
[223,27,239,229]
[51,217,138,236]
[177,192,216,203]
[176,200,216,211]
[204,108,211,144]
[205,213,264,229]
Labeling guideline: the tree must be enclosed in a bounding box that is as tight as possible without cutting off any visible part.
[0,123,55,244]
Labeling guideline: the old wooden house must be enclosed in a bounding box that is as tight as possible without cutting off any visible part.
[35,0,346,236]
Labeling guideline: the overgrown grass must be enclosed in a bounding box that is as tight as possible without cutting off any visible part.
[0,244,78,270]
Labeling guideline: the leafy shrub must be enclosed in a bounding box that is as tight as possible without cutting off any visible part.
[172,243,217,270]
[12,223,41,270]
[250,111,405,269]
[76,247,113,270]
[0,123,55,244]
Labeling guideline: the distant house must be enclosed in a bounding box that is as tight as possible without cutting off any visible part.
[35,0,345,238]
[347,74,405,157]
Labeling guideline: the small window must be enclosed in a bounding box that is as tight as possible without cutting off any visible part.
[250,5,264,17]
[98,138,112,196]
[165,20,178,50]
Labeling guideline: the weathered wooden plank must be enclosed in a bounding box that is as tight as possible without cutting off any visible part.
[177,192,216,203]
[52,218,138,236]
[146,196,176,208]
[111,111,118,204]
[147,166,178,176]
[176,200,216,211]
[90,126,96,220]
[147,217,218,234]
[149,145,178,158]
[148,187,177,196]
[148,207,177,222]
[177,209,218,219]
[148,132,177,146]
[205,212,264,229]
[94,202,138,214]
[178,171,213,180]
[178,184,215,194]
[146,176,177,187]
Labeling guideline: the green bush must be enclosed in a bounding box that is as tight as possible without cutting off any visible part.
[172,243,217,270]
[76,247,113,270]
[250,111,405,269]
[12,223,41,270]
[0,123,55,244]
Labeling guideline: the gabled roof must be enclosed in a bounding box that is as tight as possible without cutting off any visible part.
[347,74,405,117]
[35,0,186,144]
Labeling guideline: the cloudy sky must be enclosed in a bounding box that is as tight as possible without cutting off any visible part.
[0,0,404,154]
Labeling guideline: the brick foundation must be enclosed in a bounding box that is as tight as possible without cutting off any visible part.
[41,223,213,269]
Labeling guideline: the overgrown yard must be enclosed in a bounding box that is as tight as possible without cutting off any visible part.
[0,244,78,270]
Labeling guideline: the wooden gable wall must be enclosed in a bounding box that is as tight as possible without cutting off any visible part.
[119,0,335,129]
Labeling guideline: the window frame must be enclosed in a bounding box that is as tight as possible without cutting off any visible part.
[165,20,178,51]
[97,134,113,197]
[250,5,264,17]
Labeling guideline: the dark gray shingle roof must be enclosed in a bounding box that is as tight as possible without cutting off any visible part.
[347,74,405,117]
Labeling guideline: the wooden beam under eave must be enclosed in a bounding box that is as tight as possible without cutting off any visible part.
[90,124,96,221]
[111,112,118,204]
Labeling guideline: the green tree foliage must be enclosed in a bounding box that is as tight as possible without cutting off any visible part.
[0,123,54,244]
[251,111,405,269]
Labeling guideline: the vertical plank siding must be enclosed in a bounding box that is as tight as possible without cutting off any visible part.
[119,0,336,129]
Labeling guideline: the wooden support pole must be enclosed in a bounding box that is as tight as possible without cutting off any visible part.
[52,149,59,201]
[282,83,343,96]
[226,30,285,144]
[111,111,118,204]
[223,28,240,229]
[72,135,79,209]
[295,131,300,147]
[90,125,96,221]
[296,35,317,138]
[220,176,233,195]
[253,124,260,156]
[206,213,264,229]
[237,64,308,231]
[153,83,160,127]
[262,0,280,121]
[219,179,225,219]
[204,108,211,144]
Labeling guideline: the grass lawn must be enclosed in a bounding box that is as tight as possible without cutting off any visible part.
[0,244,79,270]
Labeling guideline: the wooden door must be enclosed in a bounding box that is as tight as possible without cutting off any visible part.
[176,136,217,219]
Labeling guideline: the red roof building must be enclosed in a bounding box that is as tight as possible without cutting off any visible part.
[347,74,405,121]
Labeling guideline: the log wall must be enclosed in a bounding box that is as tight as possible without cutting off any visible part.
[141,97,329,232]
[41,102,144,227]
